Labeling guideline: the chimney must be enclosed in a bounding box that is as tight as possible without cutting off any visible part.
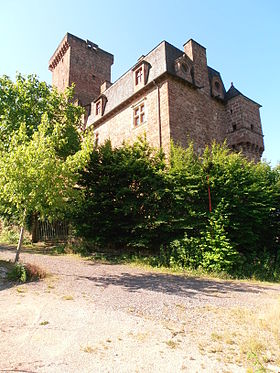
[183,39,210,94]
[100,80,112,94]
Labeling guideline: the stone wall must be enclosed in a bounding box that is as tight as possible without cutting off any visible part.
[225,96,264,160]
[167,77,226,154]
[93,81,170,153]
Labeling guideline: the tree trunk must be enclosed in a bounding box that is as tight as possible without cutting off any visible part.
[31,213,39,243]
[15,226,24,263]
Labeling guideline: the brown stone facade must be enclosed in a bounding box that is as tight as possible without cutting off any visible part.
[49,33,264,161]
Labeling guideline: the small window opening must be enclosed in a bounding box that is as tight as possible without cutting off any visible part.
[96,101,101,115]
[214,81,220,90]
[251,124,254,131]
[135,67,143,85]
[181,63,188,73]
[134,103,145,126]
[233,124,237,131]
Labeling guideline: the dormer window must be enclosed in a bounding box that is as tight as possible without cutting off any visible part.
[94,94,107,118]
[211,78,225,100]
[96,100,101,115]
[132,60,151,91]
[135,67,143,85]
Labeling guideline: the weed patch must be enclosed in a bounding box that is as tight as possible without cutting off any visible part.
[7,262,46,283]
[62,295,74,301]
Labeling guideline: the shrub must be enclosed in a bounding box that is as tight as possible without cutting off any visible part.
[0,224,31,245]
[198,215,242,273]
[24,263,46,281]
[7,262,46,282]
[7,263,27,282]
[158,236,201,269]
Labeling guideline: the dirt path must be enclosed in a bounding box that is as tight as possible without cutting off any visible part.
[1,245,280,373]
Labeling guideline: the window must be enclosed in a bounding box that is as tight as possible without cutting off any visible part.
[232,124,237,131]
[135,67,143,85]
[214,81,220,90]
[133,103,145,126]
[132,60,150,90]
[96,100,101,115]
[181,63,188,73]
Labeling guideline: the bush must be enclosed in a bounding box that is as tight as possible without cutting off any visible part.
[198,215,242,273]
[157,236,200,269]
[0,224,31,245]
[71,140,280,280]
[7,262,46,282]
[7,263,27,282]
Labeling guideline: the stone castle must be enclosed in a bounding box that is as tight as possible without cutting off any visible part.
[49,33,264,161]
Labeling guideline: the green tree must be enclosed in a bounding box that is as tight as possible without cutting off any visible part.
[73,139,172,250]
[0,116,91,262]
[203,143,280,259]
[0,74,83,157]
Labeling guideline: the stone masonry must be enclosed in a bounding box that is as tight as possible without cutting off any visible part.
[49,33,264,161]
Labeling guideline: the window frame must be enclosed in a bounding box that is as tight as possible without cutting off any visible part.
[132,99,147,128]
[135,66,143,86]
[95,100,102,116]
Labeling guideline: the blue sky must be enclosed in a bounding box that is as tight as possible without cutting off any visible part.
[1,0,279,166]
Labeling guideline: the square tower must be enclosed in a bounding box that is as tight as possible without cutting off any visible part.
[49,33,114,106]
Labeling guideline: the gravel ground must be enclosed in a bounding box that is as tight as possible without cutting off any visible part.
[1,244,280,373]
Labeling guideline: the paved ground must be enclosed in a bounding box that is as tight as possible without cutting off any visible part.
[0,245,280,373]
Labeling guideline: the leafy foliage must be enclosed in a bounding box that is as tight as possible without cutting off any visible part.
[0,74,83,157]
[73,139,171,249]
[0,74,91,261]
[73,140,280,280]
[7,263,27,282]
[0,118,90,226]
[7,262,46,282]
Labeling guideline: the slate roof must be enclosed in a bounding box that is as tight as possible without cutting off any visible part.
[225,84,261,107]
[208,66,226,96]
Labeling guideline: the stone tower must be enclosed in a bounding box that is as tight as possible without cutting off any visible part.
[225,84,264,161]
[48,33,114,106]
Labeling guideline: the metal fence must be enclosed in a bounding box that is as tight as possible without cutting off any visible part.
[36,220,69,242]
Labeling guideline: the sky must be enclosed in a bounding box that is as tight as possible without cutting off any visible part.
[1,0,279,166]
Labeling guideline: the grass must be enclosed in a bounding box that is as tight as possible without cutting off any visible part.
[1,240,279,284]
[16,286,27,293]
[165,340,179,349]
[40,321,49,326]
[0,226,31,245]
[6,262,46,283]
[81,345,95,353]
[190,298,280,371]
[62,295,74,300]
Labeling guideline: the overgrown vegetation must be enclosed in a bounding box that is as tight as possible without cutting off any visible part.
[72,140,280,281]
[0,73,279,280]
[0,224,31,245]
[7,262,46,282]
[0,74,92,262]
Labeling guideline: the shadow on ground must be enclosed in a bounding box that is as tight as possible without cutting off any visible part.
[1,243,279,299]
[66,268,279,299]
